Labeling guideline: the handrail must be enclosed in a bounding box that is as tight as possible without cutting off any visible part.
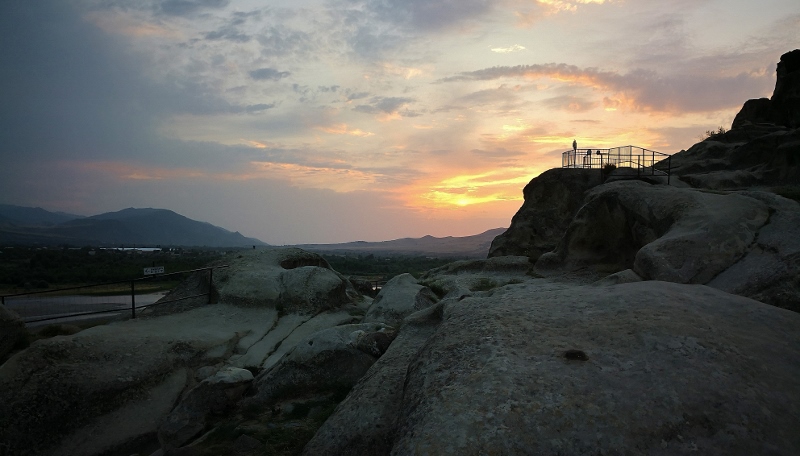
[2,265,229,324]
[562,145,671,184]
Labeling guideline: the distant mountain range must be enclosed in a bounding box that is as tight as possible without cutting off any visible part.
[0,204,506,256]
[0,205,265,248]
[292,227,506,258]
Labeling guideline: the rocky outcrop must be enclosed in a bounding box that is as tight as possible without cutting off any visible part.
[0,305,275,456]
[304,280,800,455]
[249,323,397,408]
[535,181,769,280]
[669,49,800,189]
[488,168,603,260]
[733,49,800,129]
[534,181,800,311]
[210,248,359,313]
[363,273,438,327]
[302,302,445,455]
[0,247,374,456]
[0,304,27,363]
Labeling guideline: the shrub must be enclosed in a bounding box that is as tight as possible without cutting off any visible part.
[702,126,728,139]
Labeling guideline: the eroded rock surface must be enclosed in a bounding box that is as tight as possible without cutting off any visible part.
[211,248,359,313]
[311,280,800,455]
[250,323,397,408]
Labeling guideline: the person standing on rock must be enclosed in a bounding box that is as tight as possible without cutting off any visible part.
[572,139,578,167]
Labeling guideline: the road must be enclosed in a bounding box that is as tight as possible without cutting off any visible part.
[3,292,168,326]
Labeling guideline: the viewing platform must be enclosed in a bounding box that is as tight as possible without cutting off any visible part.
[562,145,672,184]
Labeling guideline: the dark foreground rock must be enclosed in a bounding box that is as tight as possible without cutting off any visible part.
[0,304,27,363]
[313,280,800,455]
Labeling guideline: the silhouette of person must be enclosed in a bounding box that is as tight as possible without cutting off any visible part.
[585,149,592,167]
[572,139,577,152]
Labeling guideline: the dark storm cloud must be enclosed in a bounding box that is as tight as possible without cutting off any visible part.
[249,68,292,81]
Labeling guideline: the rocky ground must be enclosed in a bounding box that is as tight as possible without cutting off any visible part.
[0,50,798,456]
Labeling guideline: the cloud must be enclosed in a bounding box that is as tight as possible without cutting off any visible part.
[249,67,292,81]
[491,44,526,53]
[439,62,771,113]
[364,0,495,32]
[157,0,230,16]
[204,25,250,42]
[256,25,318,59]
[541,95,596,112]
[353,96,419,117]
[317,124,375,137]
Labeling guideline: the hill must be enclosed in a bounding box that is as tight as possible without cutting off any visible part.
[0,206,265,248]
[292,227,506,258]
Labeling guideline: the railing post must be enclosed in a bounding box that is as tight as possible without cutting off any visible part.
[668,156,671,185]
[131,280,136,319]
[208,268,213,304]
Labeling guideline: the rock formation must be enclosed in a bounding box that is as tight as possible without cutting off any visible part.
[488,168,602,260]
[0,248,370,456]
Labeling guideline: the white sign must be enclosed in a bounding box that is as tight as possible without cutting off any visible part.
[144,266,165,275]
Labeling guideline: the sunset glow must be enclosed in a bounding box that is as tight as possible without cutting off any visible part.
[1,0,797,243]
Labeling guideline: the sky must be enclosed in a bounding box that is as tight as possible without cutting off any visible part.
[1,0,798,244]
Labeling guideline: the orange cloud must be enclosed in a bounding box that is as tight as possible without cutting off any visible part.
[317,124,375,137]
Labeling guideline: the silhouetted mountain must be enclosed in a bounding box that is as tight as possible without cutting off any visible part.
[293,228,506,258]
[0,206,265,247]
[0,204,83,226]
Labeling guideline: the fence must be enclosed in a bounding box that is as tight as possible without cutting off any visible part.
[1,265,228,325]
[562,145,672,183]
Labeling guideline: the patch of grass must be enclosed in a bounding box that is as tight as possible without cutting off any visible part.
[419,280,447,299]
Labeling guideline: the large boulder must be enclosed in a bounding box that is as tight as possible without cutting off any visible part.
[211,248,359,313]
[249,323,397,407]
[534,181,800,310]
[315,280,799,455]
[363,273,438,327]
[488,168,603,260]
[535,181,769,281]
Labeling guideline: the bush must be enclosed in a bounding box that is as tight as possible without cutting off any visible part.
[703,126,728,139]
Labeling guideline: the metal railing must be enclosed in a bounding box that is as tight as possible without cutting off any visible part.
[1,265,228,325]
[562,145,672,184]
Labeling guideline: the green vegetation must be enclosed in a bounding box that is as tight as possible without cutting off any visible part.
[0,246,227,293]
